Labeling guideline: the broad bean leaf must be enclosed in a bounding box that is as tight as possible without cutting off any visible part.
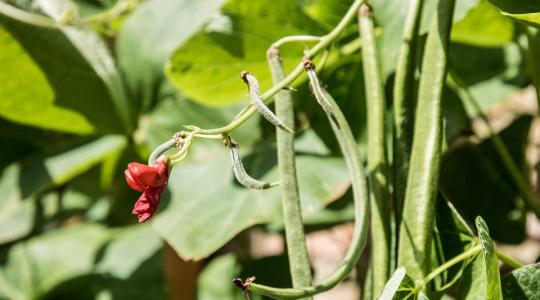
[0,0,132,134]
[142,96,349,260]
[0,135,126,244]
[459,253,486,300]
[440,116,531,244]
[452,0,513,47]
[165,0,323,106]
[118,0,224,111]
[502,263,540,299]
[0,224,164,299]
[488,0,540,26]
[475,217,503,299]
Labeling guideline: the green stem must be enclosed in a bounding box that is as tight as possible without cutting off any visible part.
[358,4,391,296]
[448,72,540,218]
[495,250,523,269]
[393,0,425,235]
[195,0,366,135]
[148,138,176,166]
[398,0,456,284]
[272,35,322,48]
[267,48,312,298]
[416,244,481,292]
[248,90,370,300]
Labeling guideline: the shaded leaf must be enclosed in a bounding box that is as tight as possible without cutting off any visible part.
[502,263,540,299]
[488,0,540,26]
[0,135,126,244]
[440,116,531,243]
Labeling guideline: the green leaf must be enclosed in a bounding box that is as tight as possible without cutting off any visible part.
[0,0,132,134]
[141,96,349,259]
[152,139,349,260]
[488,0,540,26]
[165,0,322,106]
[458,253,486,300]
[0,135,126,244]
[377,267,416,300]
[502,263,540,299]
[440,116,531,243]
[450,43,525,115]
[117,0,224,111]
[0,25,93,134]
[197,254,242,300]
[372,0,479,76]
[0,224,165,299]
[475,216,503,299]
[452,0,514,47]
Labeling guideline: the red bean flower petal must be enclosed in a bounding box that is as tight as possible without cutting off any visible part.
[132,186,164,222]
[126,162,168,188]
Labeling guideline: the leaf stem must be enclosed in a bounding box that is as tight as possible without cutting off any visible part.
[194,0,366,135]
[495,250,523,269]
[358,3,392,296]
[148,138,176,166]
[248,87,370,300]
[267,47,312,299]
[272,35,322,48]
[416,244,481,292]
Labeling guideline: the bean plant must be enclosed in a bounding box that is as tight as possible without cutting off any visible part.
[0,0,539,299]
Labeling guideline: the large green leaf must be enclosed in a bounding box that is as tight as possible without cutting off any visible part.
[488,0,540,26]
[118,0,224,111]
[0,135,126,244]
[440,116,531,244]
[502,263,540,299]
[141,97,349,259]
[450,42,525,115]
[0,25,94,135]
[0,224,164,299]
[458,254,486,300]
[452,0,514,47]
[475,217,502,299]
[0,0,132,133]
[152,139,349,260]
[165,0,322,106]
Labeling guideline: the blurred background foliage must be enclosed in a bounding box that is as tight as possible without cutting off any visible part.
[0,0,539,299]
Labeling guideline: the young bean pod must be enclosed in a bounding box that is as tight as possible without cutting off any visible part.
[226,138,280,190]
[302,59,339,127]
[240,71,294,134]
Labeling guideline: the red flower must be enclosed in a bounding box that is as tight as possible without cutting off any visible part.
[124,157,169,222]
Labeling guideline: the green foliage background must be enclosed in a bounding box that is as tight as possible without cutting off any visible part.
[0,0,539,299]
